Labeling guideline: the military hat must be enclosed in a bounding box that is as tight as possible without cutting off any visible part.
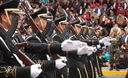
[82,25,88,28]
[31,6,47,19]
[80,22,86,26]
[74,24,82,28]
[88,27,93,29]
[38,13,53,20]
[59,20,68,25]
[0,0,24,24]
[70,20,80,26]
[0,0,19,14]
[54,16,66,25]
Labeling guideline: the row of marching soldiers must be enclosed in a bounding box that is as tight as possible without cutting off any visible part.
[0,0,125,78]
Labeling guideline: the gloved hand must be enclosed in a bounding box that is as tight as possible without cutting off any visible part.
[110,37,116,41]
[104,42,111,47]
[31,64,42,78]
[55,58,67,69]
[77,46,96,56]
[61,39,87,51]
[99,37,110,44]
[99,37,116,44]
[96,44,101,49]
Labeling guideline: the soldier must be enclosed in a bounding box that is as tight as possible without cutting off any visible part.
[0,0,68,78]
[109,26,123,71]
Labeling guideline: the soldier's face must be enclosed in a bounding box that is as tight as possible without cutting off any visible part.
[88,29,92,35]
[74,26,81,34]
[34,17,47,31]
[83,28,87,34]
[95,31,100,36]
[1,13,22,29]
[57,24,65,32]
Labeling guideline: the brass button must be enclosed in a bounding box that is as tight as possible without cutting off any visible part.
[11,56,14,59]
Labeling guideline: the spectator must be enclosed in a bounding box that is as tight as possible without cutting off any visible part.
[81,0,90,10]
[117,5,126,16]
[73,0,81,12]
[86,5,93,15]
[112,0,119,10]
[64,0,72,9]
[78,6,84,15]
[101,4,109,15]
[81,10,90,22]
[56,4,65,16]
[46,0,53,6]
[106,0,112,8]
[109,18,116,31]
[108,5,116,16]
[116,12,126,28]
[100,11,108,24]
[93,5,101,16]
[91,11,99,21]
[108,10,116,20]
[119,0,127,9]
[126,5,128,17]
[99,0,104,9]
[90,0,99,9]
[125,24,128,34]
[101,17,110,33]
[33,3,40,12]
[54,0,64,9]
[88,16,97,27]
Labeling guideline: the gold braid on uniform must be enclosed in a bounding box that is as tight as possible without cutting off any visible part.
[83,64,89,78]
[77,68,82,78]
[0,66,16,78]
[35,60,45,72]
[41,60,45,72]
[66,51,68,57]
[48,43,51,54]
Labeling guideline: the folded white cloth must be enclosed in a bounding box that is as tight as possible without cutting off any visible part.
[31,64,42,78]
[55,58,67,69]
[61,39,87,51]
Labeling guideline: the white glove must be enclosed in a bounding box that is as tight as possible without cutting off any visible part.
[96,45,101,49]
[77,46,96,56]
[110,38,116,41]
[104,42,111,47]
[99,37,110,44]
[31,64,42,78]
[60,56,67,60]
[99,37,116,44]
[61,39,87,51]
[55,58,67,69]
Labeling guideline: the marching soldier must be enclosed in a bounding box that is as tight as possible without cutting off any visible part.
[0,0,67,78]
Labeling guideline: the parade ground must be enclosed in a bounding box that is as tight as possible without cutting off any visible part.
[101,66,127,78]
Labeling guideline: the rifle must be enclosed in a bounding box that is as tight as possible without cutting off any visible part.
[7,16,18,38]
[21,0,33,14]
[0,24,35,66]
[21,2,47,43]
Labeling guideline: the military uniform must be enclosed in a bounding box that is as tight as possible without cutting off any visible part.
[109,27,122,70]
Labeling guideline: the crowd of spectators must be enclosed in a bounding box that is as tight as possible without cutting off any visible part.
[26,0,128,35]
